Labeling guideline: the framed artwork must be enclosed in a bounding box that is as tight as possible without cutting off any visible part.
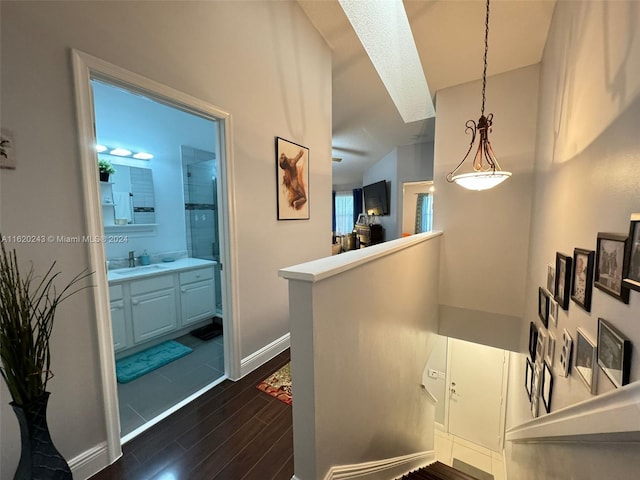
[525,357,534,401]
[541,361,553,414]
[536,330,546,366]
[559,328,573,377]
[275,137,309,220]
[575,328,597,394]
[595,232,630,303]
[549,298,558,328]
[597,318,632,388]
[531,363,541,418]
[571,248,594,312]
[622,213,640,292]
[538,287,549,328]
[554,252,572,310]
[545,331,556,366]
[547,264,555,296]
[529,322,539,362]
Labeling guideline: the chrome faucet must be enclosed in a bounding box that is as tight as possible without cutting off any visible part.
[128,251,136,268]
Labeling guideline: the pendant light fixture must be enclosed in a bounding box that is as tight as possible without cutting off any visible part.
[446,0,511,191]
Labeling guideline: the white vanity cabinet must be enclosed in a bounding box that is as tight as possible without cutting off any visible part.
[130,274,178,344]
[109,284,129,352]
[179,267,216,327]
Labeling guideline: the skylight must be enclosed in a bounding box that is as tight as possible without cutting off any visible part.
[339,0,435,123]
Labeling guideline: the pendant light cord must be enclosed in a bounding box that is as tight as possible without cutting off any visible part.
[481,0,490,117]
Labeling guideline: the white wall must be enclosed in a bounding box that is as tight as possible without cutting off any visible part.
[433,64,539,351]
[0,1,331,478]
[281,234,441,479]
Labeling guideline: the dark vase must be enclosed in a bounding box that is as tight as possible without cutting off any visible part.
[99,171,109,182]
[11,392,72,480]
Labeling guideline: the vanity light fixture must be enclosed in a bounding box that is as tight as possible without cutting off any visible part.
[446,0,511,191]
[109,147,132,157]
[95,144,108,153]
[133,152,154,160]
[96,144,154,161]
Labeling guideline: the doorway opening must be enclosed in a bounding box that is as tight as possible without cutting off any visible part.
[72,49,239,458]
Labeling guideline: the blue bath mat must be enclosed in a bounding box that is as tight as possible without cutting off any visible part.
[116,340,193,383]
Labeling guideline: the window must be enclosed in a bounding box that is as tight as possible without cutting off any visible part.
[334,191,354,234]
[415,193,432,233]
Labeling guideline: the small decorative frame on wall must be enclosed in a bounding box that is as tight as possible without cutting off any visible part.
[545,331,556,366]
[559,328,573,377]
[529,322,539,362]
[622,213,640,292]
[546,263,555,296]
[525,357,534,401]
[554,252,572,310]
[538,287,549,328]
[574,328,597,394]
[548,298,558,327]
[595,232,630,303]
[275,136,309,220]
[541,361,553,414]
[597,318,632,388]
[571,248,594,312]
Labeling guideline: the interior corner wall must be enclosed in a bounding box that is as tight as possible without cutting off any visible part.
[504,1,640,471]
[0,1,331,478]
[433,64,539,351]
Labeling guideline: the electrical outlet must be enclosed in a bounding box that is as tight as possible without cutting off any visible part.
[438,371,446,379]
[428,369,438,379]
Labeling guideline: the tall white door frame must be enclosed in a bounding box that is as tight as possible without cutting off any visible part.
[71,49,241,463]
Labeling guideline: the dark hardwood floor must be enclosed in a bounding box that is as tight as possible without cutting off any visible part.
[90,350,293,480]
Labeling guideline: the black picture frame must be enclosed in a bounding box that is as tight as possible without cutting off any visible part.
[525,357,534,401]
[554,252,572,310]
[559,328,573,377]
[547,264,555,296]
[571,248,594,312]
[597,318,632,388]
[275,136,310,221]
[541,361,553,414]
[575,328,597,394]
[538,287,549,328]
[595,232,630,304]
[622,213,640,292]
[529,322,538,362]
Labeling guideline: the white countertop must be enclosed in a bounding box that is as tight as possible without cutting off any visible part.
[108,257,217,283]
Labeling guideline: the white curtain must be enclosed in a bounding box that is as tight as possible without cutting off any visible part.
[334,191,354,234]
[415,193,433,233]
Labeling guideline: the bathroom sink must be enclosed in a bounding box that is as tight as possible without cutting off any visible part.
[112,264,168,275]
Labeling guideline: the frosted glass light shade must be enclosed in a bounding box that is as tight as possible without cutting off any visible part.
[450,171,512,191]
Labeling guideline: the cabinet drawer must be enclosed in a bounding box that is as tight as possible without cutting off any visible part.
[179,267,214,285]
[109,284,124,301]
[130,274,174,296]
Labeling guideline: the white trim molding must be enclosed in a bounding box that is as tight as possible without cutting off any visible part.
[240,333,291,378]
[321,451,436,480]
[69,442,114,480]
[507,380,640,443]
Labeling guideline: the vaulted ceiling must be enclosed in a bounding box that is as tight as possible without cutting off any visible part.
[298,0,556,186]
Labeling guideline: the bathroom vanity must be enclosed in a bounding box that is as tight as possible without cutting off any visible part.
[108,258,216,356]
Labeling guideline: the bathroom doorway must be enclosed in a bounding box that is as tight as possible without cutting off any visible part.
[72,50,239,456]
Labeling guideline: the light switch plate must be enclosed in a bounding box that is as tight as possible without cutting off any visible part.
[0,128,16,170]
[428,369,438,379]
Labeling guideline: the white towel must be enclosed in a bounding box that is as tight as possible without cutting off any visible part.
[113,192,132,223]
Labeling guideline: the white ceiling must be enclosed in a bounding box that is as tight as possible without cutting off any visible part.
[298,0,556,186]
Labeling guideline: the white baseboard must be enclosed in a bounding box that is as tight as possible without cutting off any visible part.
[69,441,116,480]
[240,333,290,377]
[321,450,436,480]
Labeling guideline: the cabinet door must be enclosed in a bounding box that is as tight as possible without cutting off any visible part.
[131,288,178,343]
[110,299,128,352]
[181,280,215,326]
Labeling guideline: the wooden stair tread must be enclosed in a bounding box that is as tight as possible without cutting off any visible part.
[401,461,486,480]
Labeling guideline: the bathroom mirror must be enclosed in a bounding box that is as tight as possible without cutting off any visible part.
[111,165,156,224]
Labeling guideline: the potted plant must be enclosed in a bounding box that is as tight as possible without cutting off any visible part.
[98,158,115,182]
[0,240,92,479]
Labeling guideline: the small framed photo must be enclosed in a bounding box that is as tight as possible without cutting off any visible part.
[622,213,640,292]
[597,318,632,388]
[529,322,539,362]
[275,136,309,220]
[541,361,553,414]
[574,328,597,394]
[547,263,555,296]
[545,331,556,366]
[525,357,534,401]
[538,287,549,328]
[554,252,573,310]
[595,232,630,303]
[571,248,595,312]
[559,328,573,377]
[549,298,558,327]
[536,330,546,366]
[531,363,541,418]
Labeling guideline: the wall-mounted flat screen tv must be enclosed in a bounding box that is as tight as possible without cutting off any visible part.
[363,180,389,216]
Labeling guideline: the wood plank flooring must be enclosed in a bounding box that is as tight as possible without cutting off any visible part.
[90,350,293,480]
